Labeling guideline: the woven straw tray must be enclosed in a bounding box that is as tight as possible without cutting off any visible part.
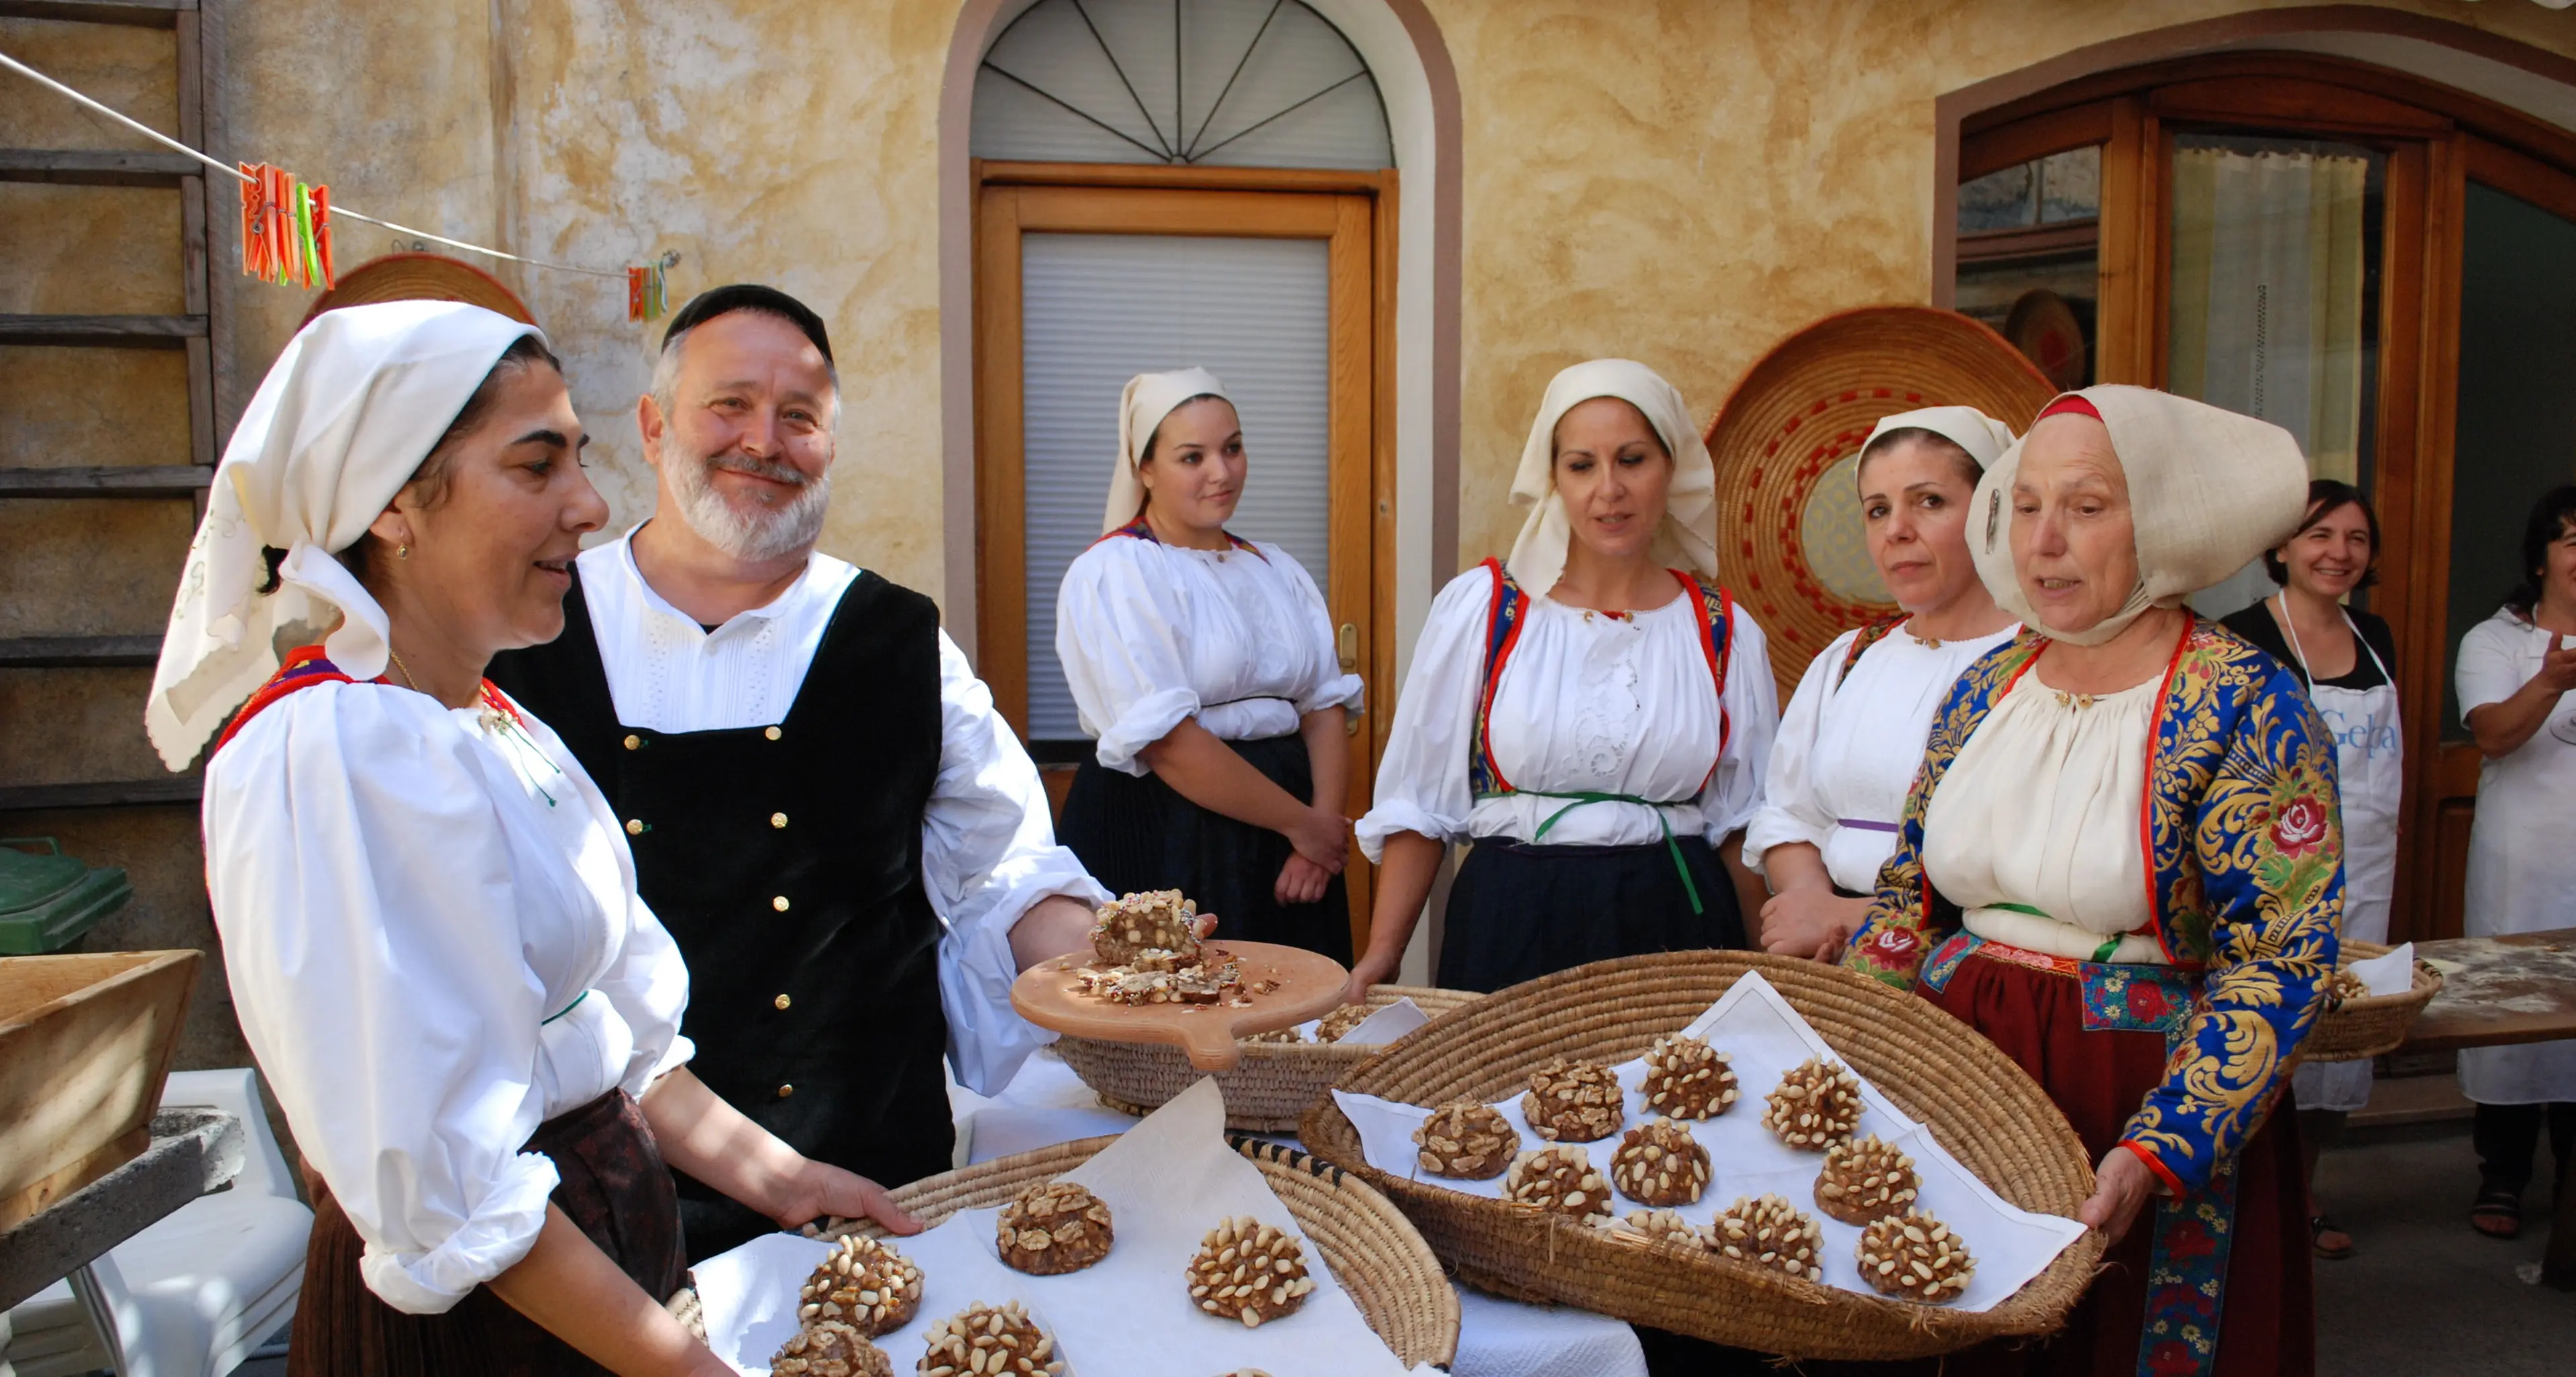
[667,1133,1459,1370]
[1056,984,1483,1131]
[1302,951,2104,1361]
[2302,939,2444,1062]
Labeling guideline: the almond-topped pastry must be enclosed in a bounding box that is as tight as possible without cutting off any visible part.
[1615,1207,1711,1252]
[771,1320,893,1377]
[1710,1193,1825,1280]
[1638,1033,1739,1119]
[1520,1057,1624,1142]
[1503,1145,1611,1219]
[1088,890,1203,965]
[1813,1133,1919,1225]
[1609,1117,1710,1207]
[996,1180,1114,1275]
[796,1234,924,1336]
[1185,1217,1315,1327]
[1412,1101,1517,1180]
[917,1300,1067,1376]
[1856,1210,1976,1303]
[1313,1002,1375,1043]
[1762,1056,1864,1149]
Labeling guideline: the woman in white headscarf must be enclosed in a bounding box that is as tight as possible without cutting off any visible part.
[1055,368,1365,960]
[1348,360,1778,997]
[155,301,913,1376]
[1843,387,2342,1376]
[1743,407,2021,961]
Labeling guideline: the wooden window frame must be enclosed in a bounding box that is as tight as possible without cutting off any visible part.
[1949,53,2576,944]
[971,160,1399,954]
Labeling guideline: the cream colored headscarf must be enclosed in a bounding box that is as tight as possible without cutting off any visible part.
[1101,366,1232,534]
[1858,405,2016,474]
[1969,384,2307,647]
[1505,359,1719,594]
[146,300,541,769]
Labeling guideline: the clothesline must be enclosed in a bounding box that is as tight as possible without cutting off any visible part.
[0,47,633,281]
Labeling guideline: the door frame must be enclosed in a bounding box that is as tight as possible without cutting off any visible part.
[969,159,1400,954]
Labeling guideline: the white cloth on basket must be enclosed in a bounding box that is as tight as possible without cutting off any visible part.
[146,300,539,769]
[207,681,692,1313]
[1356,566,1776,860]
[1744,621,2017,894]
[1503,359,1721,597]
[2455,607,2576,1105]
[576,528,1109,1096]
[1055,528,1362,774]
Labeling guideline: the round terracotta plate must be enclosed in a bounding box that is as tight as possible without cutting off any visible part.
[1011,941,1351,1072]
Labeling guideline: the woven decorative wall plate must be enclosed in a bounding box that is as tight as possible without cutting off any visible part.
[302,252,537,327]
[1702,306,2057,701]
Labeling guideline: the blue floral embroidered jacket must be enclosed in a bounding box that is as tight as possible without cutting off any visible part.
[1843,617,2343,1191]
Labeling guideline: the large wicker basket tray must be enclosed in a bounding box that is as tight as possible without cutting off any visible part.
[1302,951,2104,1361]
[1055,984,1481,1131]
[669,1133,1459,1369]
[2302,939,2444,1062]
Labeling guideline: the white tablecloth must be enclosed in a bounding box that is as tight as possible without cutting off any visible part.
[948,1052,1648,1377]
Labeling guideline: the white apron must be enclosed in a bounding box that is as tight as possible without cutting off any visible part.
[2277,601,2401,1113]
[2458,615,2576,1105]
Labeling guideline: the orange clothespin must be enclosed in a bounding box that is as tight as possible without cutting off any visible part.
[309,184,335,291]
[627,265,647,322]
[266,165,294,285]
[238,163,269,278]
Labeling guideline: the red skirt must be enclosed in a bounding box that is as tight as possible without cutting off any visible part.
[1924,949,2314,1377]
[287,1089,687,1376]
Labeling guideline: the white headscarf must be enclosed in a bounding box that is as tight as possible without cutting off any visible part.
[1969,384,2306,647]
[146,300,541,770]
[1102,366,1232,534]
[1858,405,2016,474]
[1505,359,1719,594]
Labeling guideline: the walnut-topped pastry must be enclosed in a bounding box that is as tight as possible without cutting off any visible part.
[1413,1101,1517,1180]
[2326,968,2371,1007]
[1503,1145,1611,1219]
[796,1234,924,1337]
[997,1180,1114,1275]
[1710,1193,1825,1280]
[1813,1133,1919,1225]
[1520,1057,1624,1142]
[1313,1003,1375,1043]
[1762,1056,1864,1149]
[1856,1210,1975,1303]
[1185,1216,1315,1327]
[1609,1117,1710,1207]
[1089,890,1202,965]
[771,1320,893,1377]
[1638,1033,1739,1119]
[917,1300,1067,1376]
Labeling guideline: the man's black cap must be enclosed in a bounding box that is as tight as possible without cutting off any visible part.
[660,284,834,366]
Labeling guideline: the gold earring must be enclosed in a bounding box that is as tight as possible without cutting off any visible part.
[396,543,411,560]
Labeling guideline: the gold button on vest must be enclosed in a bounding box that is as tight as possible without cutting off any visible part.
[775,1083,794,1099]
[773,993,792,1011]
[624,819,644,836]
[772,895,791,912]
[622,734,641,750]
[771,812,788,829]
[764,726,783,741]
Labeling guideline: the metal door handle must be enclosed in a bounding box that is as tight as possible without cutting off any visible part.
[1337,622,1360,672]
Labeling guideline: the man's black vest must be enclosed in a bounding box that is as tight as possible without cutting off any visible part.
[488,567,952,1260]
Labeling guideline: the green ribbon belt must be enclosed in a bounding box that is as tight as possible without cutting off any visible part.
[541,990,589,1026]
[1986,901,2121,964]
[1483,789,1705,916]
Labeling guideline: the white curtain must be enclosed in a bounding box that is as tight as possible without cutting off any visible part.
[2169,146,2368,617]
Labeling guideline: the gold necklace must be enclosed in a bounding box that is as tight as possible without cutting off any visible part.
[388,648,421,691]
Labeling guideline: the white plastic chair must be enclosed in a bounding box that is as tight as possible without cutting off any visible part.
[3,1069,312,1376]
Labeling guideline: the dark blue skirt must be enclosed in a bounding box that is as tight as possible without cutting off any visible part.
[1438,835,1747,994]
[1058,733,1352,964]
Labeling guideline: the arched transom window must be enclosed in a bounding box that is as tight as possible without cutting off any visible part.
[973,0,1393,170]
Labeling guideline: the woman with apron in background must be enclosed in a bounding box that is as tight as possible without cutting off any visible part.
[2455,483,2576,1241]
[2220,480,2400,1262]
[1055,368,1365,961]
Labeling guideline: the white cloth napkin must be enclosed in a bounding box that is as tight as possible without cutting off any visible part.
[1332,971,2087,1315]
[2349,941,2416,998]
[697,1078,1414,1374]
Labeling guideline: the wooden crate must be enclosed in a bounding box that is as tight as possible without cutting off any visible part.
[0,951,201,1229]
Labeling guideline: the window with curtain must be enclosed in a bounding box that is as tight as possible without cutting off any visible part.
[2167,133,2385,619]
[973,0,1393,170]
[1018,232,1333,754]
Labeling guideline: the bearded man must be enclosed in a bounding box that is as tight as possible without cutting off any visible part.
[488,285,1108,1260]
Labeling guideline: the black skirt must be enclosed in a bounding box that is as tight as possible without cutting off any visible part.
[288,1089,685,1376]
[1438,835,1747,994]
[1059,733,1352,964]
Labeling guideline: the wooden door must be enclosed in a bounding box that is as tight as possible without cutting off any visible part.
[973,164,1391,954]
